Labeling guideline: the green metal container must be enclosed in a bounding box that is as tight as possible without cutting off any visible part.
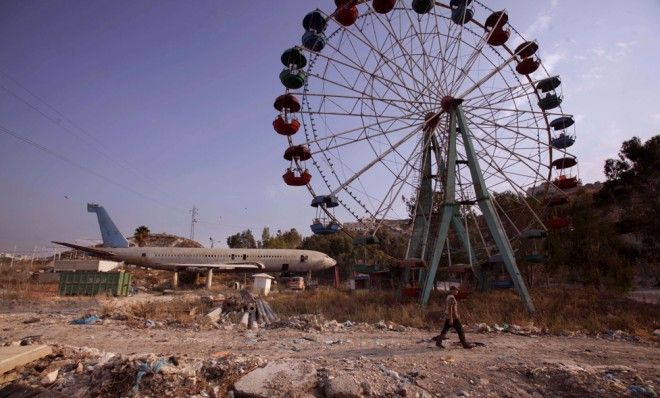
[58,271,132,296]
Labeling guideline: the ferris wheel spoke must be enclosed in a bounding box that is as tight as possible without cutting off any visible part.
[466,110,559,154]
[448,11,511,94]
[312,48,429,106]
[456,51,518,99]
[401,10,446,97]
[304,111,420,146]
[372,138,428,223]
[311,119,418,154]
[465,104,564,117]
[465,119,552,181]
[324,25,434,103]
[329,122,424,196]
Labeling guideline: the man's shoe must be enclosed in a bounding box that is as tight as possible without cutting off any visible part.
[462,342,474,349]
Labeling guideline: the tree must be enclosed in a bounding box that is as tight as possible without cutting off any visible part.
[134,226,150,247]
[226,229,257,248]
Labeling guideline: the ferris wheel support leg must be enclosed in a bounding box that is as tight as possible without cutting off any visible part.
[451,215,484,289]
[403,131,435,289]
[454,104,536,313]
[420,112,459,306]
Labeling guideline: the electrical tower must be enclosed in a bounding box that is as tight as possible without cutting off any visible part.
[190,205,198,240]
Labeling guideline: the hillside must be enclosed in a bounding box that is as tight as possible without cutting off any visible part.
[127,233,203,248]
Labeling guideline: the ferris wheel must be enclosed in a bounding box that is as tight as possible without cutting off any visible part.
[273,0,578,312]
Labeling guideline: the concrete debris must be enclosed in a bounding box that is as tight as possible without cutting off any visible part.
[476,323,546,336]
[6,345,260,397]
[233,360,317,398]
[324,373,362,398]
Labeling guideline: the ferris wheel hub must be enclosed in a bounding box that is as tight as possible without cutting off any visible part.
[441,95,457,111]
[423,112,441,132]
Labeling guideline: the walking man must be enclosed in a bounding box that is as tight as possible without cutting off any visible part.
[434,286,472,348]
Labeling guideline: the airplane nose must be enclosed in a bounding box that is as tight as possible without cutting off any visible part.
[323,256,337,268]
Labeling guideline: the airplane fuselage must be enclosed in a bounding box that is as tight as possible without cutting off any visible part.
[99,246,336,273]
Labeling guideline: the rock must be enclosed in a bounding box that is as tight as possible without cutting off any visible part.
[41,368,59,386]
[76,362,84,373]
[206,308,223,323]
[476,323,491,333]
[325,374,362,398]
[376,321,387,330]
[360,381,372,396]
[234,360,317,398]
[456,390,470,397]
[23,317,40,324]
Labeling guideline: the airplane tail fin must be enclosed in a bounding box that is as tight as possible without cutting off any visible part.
[87,204,129,248]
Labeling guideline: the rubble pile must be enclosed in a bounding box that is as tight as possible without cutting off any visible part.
[206,289,279,330]
[474,323,547,336]
[270,313,410,333]
[6,345,261,397]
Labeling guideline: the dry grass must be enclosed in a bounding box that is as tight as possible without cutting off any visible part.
[0,261,57,300]
[101,297,212,327]
[269,287,659,336]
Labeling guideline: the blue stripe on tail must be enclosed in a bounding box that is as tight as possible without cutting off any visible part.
[87,204,129,248]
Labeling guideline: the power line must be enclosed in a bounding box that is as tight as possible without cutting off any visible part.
[0,123,187,211]
[0,71,182,203]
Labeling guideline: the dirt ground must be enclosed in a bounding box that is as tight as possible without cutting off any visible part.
[1,293,658,397]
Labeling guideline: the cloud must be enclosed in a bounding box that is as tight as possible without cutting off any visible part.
[525,14,553,38]
[542,51,566,73]
[615,41,638,50]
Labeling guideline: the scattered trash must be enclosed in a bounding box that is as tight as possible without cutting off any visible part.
[70,315,99,325]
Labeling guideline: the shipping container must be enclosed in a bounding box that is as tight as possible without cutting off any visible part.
[58,271,131,296]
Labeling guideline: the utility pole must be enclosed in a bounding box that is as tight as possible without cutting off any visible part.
[209,237,215,248]
[190,205,198,240]
[9,245,16,268]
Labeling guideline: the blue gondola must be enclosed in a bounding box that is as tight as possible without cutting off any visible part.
[538,94,562,110]
[493,279,514,289]
[549,116,574,130]
[302,11,327,32]
[310,220,341,235]
[451,7,474,24]
[302,31,326,52]
[551,133,575,149]
[521,229,547,239]
[311,195,339,208]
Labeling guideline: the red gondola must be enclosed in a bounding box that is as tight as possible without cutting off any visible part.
[373,0,396,13]
[485,11,508,30]
[335,6,358,26]
[551,157,578,169]
[487,28,510,46]
[553,176,579,189]
[516,57,540,75]
[274,94,301,113]
[515,41,539,58]
[546,217,570,230]
[273,116,301,136]
[284,145,312,161]
[283,169,311,186]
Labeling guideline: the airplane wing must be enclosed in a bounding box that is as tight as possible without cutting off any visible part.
[170,262,266,271]
[52,241,117,258]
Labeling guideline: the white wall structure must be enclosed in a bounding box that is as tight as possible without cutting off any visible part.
[252,273,275,296]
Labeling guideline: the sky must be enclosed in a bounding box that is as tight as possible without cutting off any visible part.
[0,0,658,254]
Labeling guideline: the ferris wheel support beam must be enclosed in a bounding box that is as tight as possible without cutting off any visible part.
[419,102,535,314]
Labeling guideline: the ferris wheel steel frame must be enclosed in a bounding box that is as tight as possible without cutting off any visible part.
[273,0,580,314]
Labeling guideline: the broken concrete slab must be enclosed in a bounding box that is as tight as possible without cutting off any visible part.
[0,345,52,375]
[233,360,317,398]
[324,374,362,398]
